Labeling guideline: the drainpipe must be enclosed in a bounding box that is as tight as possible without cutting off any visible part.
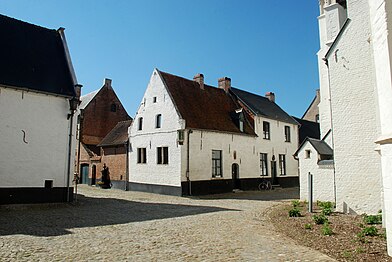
[125,139,130,191]
[66,109,75,202]
[323,57,337,208]
[186,129,193,195]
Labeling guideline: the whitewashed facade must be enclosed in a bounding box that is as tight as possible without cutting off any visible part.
[128,69,299,195]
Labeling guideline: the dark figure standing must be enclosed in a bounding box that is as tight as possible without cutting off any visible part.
[101,164,111,188]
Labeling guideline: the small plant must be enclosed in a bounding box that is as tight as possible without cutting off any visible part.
[304,223,312,230]
[318,201,333,216]
[361,225,378,236]
[363,213,382,225]
[291,200,300,208]
[342,250,352,259]
[355,247,364,254]
[313,214,328,225]
[289,208,301,217]
[322,223,333,236]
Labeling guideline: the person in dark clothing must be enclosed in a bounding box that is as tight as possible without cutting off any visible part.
[101,164,111,188]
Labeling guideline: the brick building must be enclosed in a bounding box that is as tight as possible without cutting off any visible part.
[98,120,132,190]
[76,78,131,186]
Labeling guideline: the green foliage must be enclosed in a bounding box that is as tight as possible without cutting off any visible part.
[363,213,382,225]
[291,200,300,208]
[322,223,333,236]
[361,226,378,236]
[342,250,352,258]
[304,223,312,230]
[313,214,328,225]
[289,208,301,217]
[317,201,334,216]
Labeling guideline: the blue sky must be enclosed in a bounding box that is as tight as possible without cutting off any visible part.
[2,1,320,118]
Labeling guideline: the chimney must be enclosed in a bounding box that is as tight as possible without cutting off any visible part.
[193,73,204,90]
[265,92,275,103]
[218,77,231,93]
[75,84,83,99]
[104,78,112,88]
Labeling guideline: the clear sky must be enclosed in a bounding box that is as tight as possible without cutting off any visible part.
[2,0,321,118]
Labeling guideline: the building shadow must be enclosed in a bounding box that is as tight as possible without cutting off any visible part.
[0,194,237,237]
[196,187,300,201]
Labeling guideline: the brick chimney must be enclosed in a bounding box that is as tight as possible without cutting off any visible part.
[218,77,231,93]
[265,92,275,103]
[104,78,112,88]
[193,73,204,90]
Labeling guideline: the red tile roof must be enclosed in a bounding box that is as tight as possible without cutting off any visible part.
[158,70,256,136]
[98,120,133,147]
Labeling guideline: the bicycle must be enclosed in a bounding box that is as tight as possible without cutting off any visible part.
[258,178,272,190]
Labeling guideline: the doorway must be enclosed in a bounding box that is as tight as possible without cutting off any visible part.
[80,164,89,184]
[271,157,278,185]
[232,163,240,189]
[91,165,96,185]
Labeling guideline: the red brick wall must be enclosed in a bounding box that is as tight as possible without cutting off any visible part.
[101,145,127,182]
[81,84,130,145]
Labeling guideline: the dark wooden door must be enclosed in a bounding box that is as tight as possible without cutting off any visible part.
[232,164,240,189]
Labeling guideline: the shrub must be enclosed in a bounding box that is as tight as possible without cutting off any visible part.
[322,223,333,236]
[304,223,312,230]
[289,208,301,217]
[313,214,328,225]
[291,200,300,208]
[363,213,382,225]
[361,226,378,236]
[317,201,334,216]
[322,207,333,216]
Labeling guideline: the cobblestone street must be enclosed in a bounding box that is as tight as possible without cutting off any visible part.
[0,185,334,261]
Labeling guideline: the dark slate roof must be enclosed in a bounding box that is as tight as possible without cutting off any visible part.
[98,120,133,147]
[0,14,75,97]
[230,87,298,125]
[292,117,320,144]
[158,70,256,136]
[294,137,333,157]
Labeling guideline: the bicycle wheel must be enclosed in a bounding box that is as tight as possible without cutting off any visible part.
[266,181,272,190]
[258,182,266,191]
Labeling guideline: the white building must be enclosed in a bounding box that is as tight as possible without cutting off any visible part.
[0,14,80,204]
[128,69,299,195]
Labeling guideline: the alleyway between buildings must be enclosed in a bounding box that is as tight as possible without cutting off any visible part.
[0,185,334,261]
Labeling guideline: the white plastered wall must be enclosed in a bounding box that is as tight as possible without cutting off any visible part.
[128,70,183,187]
[0,87,74,188]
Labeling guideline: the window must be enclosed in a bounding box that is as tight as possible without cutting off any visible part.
[260,153,268,176]
[212,150,222,178]
[305,150,311,159]
[263,121,270,140]
[157,147,169,164]
[110,103,117,112]
[284,126,291,142]
[153,97,157,103]
[156,114,162,128]
[279,154,286,176]
[137,148,146,163]
[315,114,320,123]
[138,117,143,130]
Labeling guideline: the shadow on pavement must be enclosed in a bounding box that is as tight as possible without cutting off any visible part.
[0,194,237,237]
[196,187,300,201]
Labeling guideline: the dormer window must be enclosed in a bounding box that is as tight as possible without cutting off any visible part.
[284,126,291,142]
[263,121,270,140]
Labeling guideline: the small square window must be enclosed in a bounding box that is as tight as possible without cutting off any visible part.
[44,180,53,189]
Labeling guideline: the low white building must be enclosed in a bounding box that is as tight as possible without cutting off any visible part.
[0,14,80,204]
[128,69,299,195]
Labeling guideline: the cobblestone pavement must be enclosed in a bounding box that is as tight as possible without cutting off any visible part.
[0,185,335,261]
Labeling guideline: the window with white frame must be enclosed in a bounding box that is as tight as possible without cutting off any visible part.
[279,154,286,175]
[156,114,162,128]
[263,121,270,140]
[260,153,268,176]
[157,147,168,164]
[284,126,291,142]
[137,148,146,163]
[212,150,222,178]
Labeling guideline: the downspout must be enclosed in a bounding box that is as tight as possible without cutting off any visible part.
[323,57,337,208]
[66,109,75,202]
[186,129,193,195]
[125,139,130,191]
[76,111,83,181]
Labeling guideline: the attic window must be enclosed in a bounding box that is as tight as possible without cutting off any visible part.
[110,103,117,112]
[305,150,311,159]
[153,97,157,103]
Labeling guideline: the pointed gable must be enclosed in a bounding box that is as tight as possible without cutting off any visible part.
[158,70,255,136]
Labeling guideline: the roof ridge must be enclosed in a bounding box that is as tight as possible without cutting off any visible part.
[0,14,58,32]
